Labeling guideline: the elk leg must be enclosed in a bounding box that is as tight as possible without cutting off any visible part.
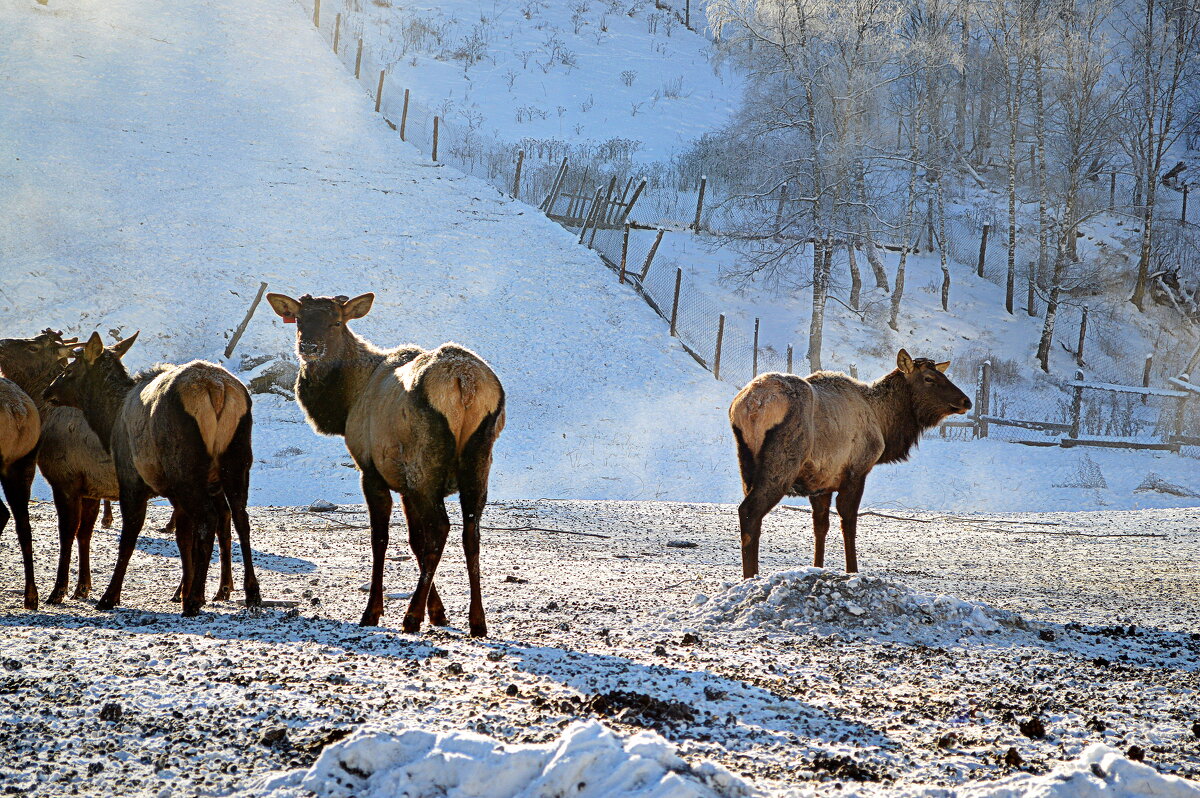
[737,478,789,579]
[360,465,393,628]
[171,511,195,603]
[404,496,449,635]
[835,479,866,573]
[72,498,101,599]
[458,418,498,639]
[101,500,114,529]
[2,452,40,610]
[810,493,832,568]
[212,499,234,602]
[96,483,150,611]
[182,491,222,617]
[401,496,446,626]
[48,487,82,604]
[221,434,261,607]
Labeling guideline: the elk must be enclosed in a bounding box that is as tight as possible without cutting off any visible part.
[730,350,971,579]
[0,375,40,609]
[0,331,216,604]
[45,332,261,615]
[266,292,505,636]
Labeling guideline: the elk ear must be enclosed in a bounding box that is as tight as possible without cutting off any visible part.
[111,330,139,359]
[341,293,375,321]
[266,293,301,322]
[934,360,950,373]
[82,332,105,364]
[896,349,914,374]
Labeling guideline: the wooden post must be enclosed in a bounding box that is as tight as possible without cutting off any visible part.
[1109,172,1116,209]
[670,268,682,337]
[590,175,617,248]
[752,317,760,377]
[579,186,603,245]
[713,314,725,380]
[619,223,630,284]
[541,158,568,213]
[313,0,320,27]
[1076,306,1088,366]
[692,176,707,231]
[685,0,691,28]
[774,182,788,239]
[849,363,858,380]
[1187,342,1200,376]
[1142,353,1154,404]
[1069,368,1085,439]
[639,228,665,280]
[432,116,439,162]
[399,88,409,140]
[512,149,525,198]
[619,178,647,224]
[223,282,269,360]
[976,223,990,278]
[1174,373,1191,442]
[976,360,992,437]
[1184,185,1190,224]
[355,39,363,79]
[786,344,793,373]
[333,13,341,53]
[374,70,385,113]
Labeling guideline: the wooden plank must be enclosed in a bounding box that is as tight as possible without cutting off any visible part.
[1067,380,1187,398]
[1060,438,1181,452]
[977,414,1071,432]
[1168,376,1200,395]
[1169,434,1200,447]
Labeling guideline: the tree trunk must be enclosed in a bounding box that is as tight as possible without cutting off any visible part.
[864,239,890,292]
[808,241,828,371]
[937,176,950,311]
[957,6,969,155]
[1005,58,1022,315]
[889,131,921,332]
[847,241,862,311]
[1034,53,1049,289]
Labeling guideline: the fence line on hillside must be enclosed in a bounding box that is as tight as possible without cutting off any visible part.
[296,0,1200,455]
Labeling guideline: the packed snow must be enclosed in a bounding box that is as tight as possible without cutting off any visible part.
[255,720,757,798]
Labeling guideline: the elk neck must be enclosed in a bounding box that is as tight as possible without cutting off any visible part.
[296,329,388,437]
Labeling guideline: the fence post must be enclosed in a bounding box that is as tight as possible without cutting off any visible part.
[1076,306,1088,366]
[579,186,603,245]
[541,158,569,214]
[1069,369,1085,439]
[849,363,858,380]
[1184,185,1190,224]
[752,318,760,377]
[1109,172,1116,209]
[976,223,990,278]
[713,314,725,380]
[432,116,440,162]
[590,176,617,248]
[692,175,707,232]
[686,0,691,28]
[313,0,320,27]
[618,178,647,224]
[786,344,793,373]
[639,228,665,280]
[1141,353,1154,405]
[619,222,630,283]
[512,149,525,198]
[670,268,682,337]
[1187,342,1200,376]
[374,70,385,113]
[1174,374,1191,445]
[976,360,991,438]
[224,281,269,360]
[774,182,788,240]
[333,13,341,53]
[355,38,363,79]
[399,88,409,140]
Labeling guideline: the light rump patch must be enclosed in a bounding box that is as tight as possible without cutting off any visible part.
[728,374,790,458]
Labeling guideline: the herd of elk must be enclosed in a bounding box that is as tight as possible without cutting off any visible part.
[3,305,968,639]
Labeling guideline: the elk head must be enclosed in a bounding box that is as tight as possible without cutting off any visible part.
[266,292,374,364]
[896,348,972,424]
[44,331,139,409]
[0,328,81,397]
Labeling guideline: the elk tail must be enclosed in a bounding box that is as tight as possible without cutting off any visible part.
[423,347,505,457]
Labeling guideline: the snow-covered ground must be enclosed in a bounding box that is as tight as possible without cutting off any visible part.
[2,500,1198,796]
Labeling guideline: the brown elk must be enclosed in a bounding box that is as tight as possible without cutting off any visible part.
[45,332,261,615]
[730,350,971,578]
[0,331,218,604]
[266,292,505,636]
[0,375,40,609]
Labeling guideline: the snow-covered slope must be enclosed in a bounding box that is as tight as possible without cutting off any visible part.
[0,0,735,505]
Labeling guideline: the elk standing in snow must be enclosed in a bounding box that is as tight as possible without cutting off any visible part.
[45,332,261,615]
[730,350,971,578]
[267,292,505,635]
[0,375,40,609]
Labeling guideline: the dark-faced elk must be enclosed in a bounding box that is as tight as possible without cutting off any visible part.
[267,292,505,636]
[0,330,208,604]
[731,350,971,578]
[0,374,40,609]
[45,332,261,615]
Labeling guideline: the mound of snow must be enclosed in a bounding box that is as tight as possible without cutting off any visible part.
[944,744,1200,798]
[256,720,757,798]
[686,569,1028,640]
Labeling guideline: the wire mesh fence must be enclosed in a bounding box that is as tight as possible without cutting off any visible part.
[298,0,1199,454]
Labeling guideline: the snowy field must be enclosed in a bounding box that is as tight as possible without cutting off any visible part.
[2,500,1199,796]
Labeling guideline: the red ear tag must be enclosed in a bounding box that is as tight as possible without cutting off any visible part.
[283,316,296,324]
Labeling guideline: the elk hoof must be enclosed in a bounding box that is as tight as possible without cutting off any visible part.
[170,587,183,602]
[429,608,450,626]
[72,584,91,600]
[23,590,38,611]
[360,609,383,628]
[243,584,262,608]
[47,587,68,605]
[96,595,118,611]
[181,602,203,617]
[400,614,422,634]
[468,622,488,638]
[213,587,232,602]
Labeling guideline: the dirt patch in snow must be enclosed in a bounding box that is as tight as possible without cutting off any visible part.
[683,569,1031,641]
